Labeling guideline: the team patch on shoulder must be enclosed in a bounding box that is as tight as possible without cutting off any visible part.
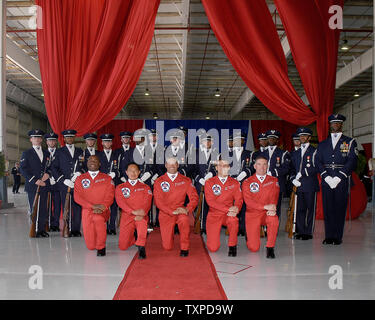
[81,179,91,189]
[212,184,222,196]
[250,182,260,193]
[148,189,152,195]
[121,187,131,198]
[161,181,170,192]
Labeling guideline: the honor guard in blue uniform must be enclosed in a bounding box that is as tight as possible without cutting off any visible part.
[316,114,358,245]
[121,128,154,186]
[20,129,51,238]
[148,129,166,184]
[194,134,219,234]
[11,162,21,194]
[83,133,97,170]
[251,133,269,172]
[262,130,291,218]
[228,132,253,236]
[116,131,134,183]
[289,128,319,240]
[51,130,85,237]
[98,134,120,234]
[287,132,302,197]
[292,133,301,152]
[44,132,61,232]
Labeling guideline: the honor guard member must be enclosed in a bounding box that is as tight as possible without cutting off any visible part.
[227,135,233,153]
[242,155,280,258]
[177,125,195,178]
[44,132,61,231]
[74,156,115,256]
[98,134,121,235]
[292,133,301,151]
[116,131,134,182]
[121,129,154,186]
[116,162,153,259]
[148,129,166,184]
[251,133,269,172]
[205,158,243,256]
[165,128,191,178]
[289,128,319,240]
[194,134,219,234]
[51,129,85,237]
[11,162,21,194]
[229,132,253,236]
[262,130,291,218]
[83,133,97,169]
[316,114,358,245]
[20,129,51,237]
[153,157,199,257]
[286,132,302,198]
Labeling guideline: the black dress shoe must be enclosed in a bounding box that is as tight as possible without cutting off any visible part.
[36,231,49,238]
[180,250,189,257]
[294,234,303,240]
[301,234,310,240]
[71,231,82,237]
[138,246,146,259]
[228,246,237,257]
[322,238,334,245]
[333,239,342,245]
[266,247,275,259]
[97,248,106,256]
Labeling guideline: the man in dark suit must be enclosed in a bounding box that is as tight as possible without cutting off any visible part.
[44,132,61,232]
[51,130,85,237]
[97,133,121,235]
[116,131,134,183]
[289,127,319,240]
[262,130,291,218]
[316,114,358,245]
[11,162,21,194]
[83,133,97,170]
[20,129,51,238]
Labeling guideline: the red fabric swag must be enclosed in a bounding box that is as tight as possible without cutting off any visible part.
[36,0,160,140]
[201,0,342,140]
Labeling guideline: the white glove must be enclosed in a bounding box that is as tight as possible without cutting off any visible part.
[108,172,116,179]
[236,171,247,182]
[292,179,301,187]
[296,172,302,180]
[151,173,159,185]
[204,172,213,181]
[140,172,152,182]
[332,176,342,188]
[120,177,126,183]
[63,179,75,189]
[199,178,206,186]
[71,172,81,183]
[324,176,336,189]
[49,177,56,186]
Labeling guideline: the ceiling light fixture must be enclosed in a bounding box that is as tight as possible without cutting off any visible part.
[354,91,360,97]
[153,113,158,119]
[214,88,221,97]
[145,88,150,96]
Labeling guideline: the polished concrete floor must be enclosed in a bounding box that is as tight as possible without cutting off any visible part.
[0,188,374,300]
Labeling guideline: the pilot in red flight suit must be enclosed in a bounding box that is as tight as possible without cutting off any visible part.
[74,155,115,257]
[205,159,243,256]
[242,155,280,259]
[116,162,152,259]
[153,157,199,257]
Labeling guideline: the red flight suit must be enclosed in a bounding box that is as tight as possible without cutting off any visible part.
[153,173,199,251]
[204,176,243,252]
[115,180,152,250]
[242,175,280,252]
[74,172,115,250]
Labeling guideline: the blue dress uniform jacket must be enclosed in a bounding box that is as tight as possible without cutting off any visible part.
[228,148,253,179]
[97,150,120,184]
[290,145,319,193]
[121,146,154,184]
[316,134,358,241]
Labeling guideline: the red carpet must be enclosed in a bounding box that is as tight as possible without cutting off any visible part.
[113,228,227,300]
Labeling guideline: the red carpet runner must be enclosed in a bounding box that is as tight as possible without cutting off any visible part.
[113,228,227,300]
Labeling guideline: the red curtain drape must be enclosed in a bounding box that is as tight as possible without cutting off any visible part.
[96,120,144,151]
[36,0,160,140]
[251,120,298,152]
[201,0,343,141]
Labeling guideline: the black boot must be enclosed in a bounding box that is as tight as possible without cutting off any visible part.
[228,246,237,257]
[322,238,334,245]
[180,250,189,257]
[97,247,106,256]
[138,246,146,259]
[266,247,275,259]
